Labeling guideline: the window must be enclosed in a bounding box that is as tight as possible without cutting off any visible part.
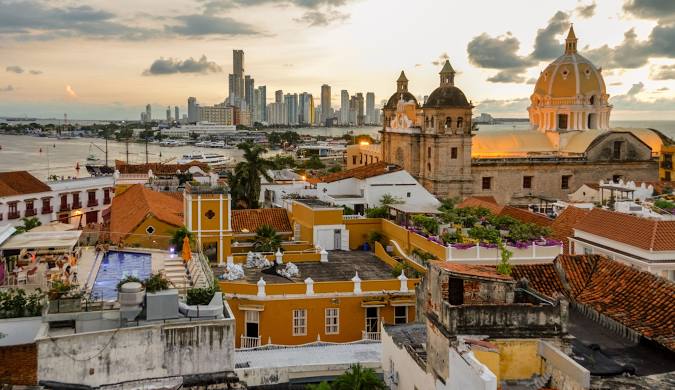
[557,114,568,130]
[25,200,34,211]
[146,225,155,235]
[427,162,431,172]
[445,117,452,128]
[365,307,379,333]
[561,175,572,190]
[72,193,80,208]
[523,176,533,189]
[457,117,463,128]
[293,309,307,336]
[245,310,259,338]
[325,308,339,334]
[482,177,492,190]
[447,277,464,305]
[359,153,363,164]
[427,146,432,158]
[613,141,623,159]
[583,247,593,255]
[406,192,411,198]
[612,175,622,183]
[451,147,458,159]
[394,306,407,324]
[352,155,357,165]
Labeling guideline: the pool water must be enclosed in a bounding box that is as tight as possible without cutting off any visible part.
[90,251,152,301]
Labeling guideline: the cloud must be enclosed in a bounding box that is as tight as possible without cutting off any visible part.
[627,82,645,95]
[143,55,222,75]
[609,81,623,86]
[474,98,530,114]
[29,70,42,75]
[415,63,422,68]
[65,85,77,98]
[432,53,450,66]
[526,78,537,84]
[6,65,24,74]
[575,2,596,19]
[167,15,260,36]
[294,10,349,26]
[487,70,526,83]
[0,85,14,92]
[530,11,569,61]
[467,33,534,70]
[611,83,675,111]
[656,86,670,92]
[650,64,675,80]
[623,0,675,21]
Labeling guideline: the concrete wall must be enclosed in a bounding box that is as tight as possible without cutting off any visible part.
[446,347,497,390]
[382,327,436,390]
[539,340,590,390]
[37,319,234,387]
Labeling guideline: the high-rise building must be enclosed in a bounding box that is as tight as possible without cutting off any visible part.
[174,106,179,124]
[284,93,298,125]
[140,112,147,123]
[257,86,267,122]
[356,93,365,126]
[198,103,234,125]
[340,90,349,125]
[366,92,375,124]
[314,106,322,126]
[299,92,314,125]
[245,75,255,110]
[187,97,198,123]
[275,90,283,103]
[349,96,357,125]
[166,106,171,122]
[145,104,152,121]
[228,50,245,107]
[233,50,244,75]
[320,84,331,125]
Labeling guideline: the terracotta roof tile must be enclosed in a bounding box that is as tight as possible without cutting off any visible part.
[431,261,513,281]
[457,197,553,227]
[321,161,402,183]
[110,184,183,242]
[232,208,292,234]
[115,160,209,174]
[514,255,675,352]
[0,171,51,197]
[550,206,591,254]
[456,197,503,214]
[573,208,675,251]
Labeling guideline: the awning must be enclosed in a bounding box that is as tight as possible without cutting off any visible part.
[31,221,78,232]
[361,300,386,308]
[0,230,82,250]
[238,304,265,311]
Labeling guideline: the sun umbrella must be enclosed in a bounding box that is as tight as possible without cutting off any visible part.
[182,236,191,263]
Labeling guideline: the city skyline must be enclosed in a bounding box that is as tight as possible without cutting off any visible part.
[1,0,674,120]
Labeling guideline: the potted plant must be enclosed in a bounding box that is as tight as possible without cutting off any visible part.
[143,273,178,321]
[48,281,82,313]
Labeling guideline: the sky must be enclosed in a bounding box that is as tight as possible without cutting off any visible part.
[1,0,675,120]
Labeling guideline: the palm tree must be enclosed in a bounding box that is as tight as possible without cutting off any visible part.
[170,226,194,251]
[224,170,247,209]
[253,224,282,253]
[235,142,275,209]
[14,217,42,234]
[332,364,386,390]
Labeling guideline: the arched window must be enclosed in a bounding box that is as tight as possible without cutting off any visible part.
[589,95,596,105]
[428,146,432,158]
[457,117,463,128]
[445,117,452,128]
[430,117,434,127]
[424,116,429,127]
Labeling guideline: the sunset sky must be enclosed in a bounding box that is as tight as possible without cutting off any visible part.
[1,0,674,120]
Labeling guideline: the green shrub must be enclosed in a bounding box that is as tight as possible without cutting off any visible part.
[468,226,500,244]
[186,286,218,305]
[365,206,388,218]
[144,273,171,293]
[0,288,45,318]
[655,199,675,210]
[116,275,142,291]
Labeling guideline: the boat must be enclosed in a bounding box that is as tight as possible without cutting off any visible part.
[160,139,187,147]
[86,154,99,162]
[177,152,231,167]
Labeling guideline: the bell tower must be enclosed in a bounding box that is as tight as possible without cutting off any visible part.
[396,71,409,93]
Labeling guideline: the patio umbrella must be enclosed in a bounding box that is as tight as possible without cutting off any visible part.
[182,236,191,263]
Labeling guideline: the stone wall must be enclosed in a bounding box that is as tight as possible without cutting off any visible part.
[37,319,235,388]
[0,343,37,385]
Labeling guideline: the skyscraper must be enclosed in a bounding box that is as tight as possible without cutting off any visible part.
[299,92,314,125]
[256,86,267,122]
[187,97,197,123]
[228,50,245,107]
[366,92,375,124]
[245,75,255,110]
[174,106,179,124]
[356,93,365,126]
[233,50,244,75]
[145,104,152,122]
[166,106,171,122]
[284,93,299,125]
[275,90,283,103]
[340,90,349,125]
[321,84,331,125]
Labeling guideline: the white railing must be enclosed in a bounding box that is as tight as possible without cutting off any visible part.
[240,335,261,349]
[343,214,365,220]
[362,331,381,341]
[446,243,563,263]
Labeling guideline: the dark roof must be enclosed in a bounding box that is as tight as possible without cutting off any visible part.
[0,171,51,197]
[322,161,402,183]
[385,91,418,109]
[232,208,292,234]
[423,85,471,109]
[513,255,675,352]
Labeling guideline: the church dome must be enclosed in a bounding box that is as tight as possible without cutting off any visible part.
[424,85,471,108]
[385,91,418,109]
[532,26,606,100]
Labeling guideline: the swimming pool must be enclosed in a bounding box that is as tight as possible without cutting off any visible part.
[90,251,152,301]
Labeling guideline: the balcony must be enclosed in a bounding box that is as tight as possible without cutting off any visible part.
[72,201,82,209]
[59,204,70,212]
[362,331,381,341]
[25,209,37,217]
[8,211,20,220]
[88,199,99,207]
[240,335,261,349]
[42,206,53,214]
[103,196,111,205]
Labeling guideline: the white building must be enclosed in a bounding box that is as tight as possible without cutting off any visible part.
[161,122,237,138]
[568,180,655,203]
[570,208,675,280]
[0,171,114,227]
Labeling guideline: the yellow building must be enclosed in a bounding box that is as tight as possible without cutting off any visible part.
[184,182,233,263]
[660,144,675,182]
[345,142,383,169]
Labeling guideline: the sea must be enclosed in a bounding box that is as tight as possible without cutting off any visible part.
[1,120,674,180]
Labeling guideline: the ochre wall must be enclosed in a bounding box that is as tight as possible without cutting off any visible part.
[122,216,178,250]
[345,218,382,249]
[491,339,543,381]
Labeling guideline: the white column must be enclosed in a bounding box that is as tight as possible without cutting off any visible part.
[305,277,314,296]
[352,272,362,294]
[257,277,266,297]
[398,271,408,292]
[275,249,283,264]
[320,249,328,263]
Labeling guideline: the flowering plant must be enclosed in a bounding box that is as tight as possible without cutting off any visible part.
[479,242,498,249]
[451,243,477,250]
[536,238,563,247]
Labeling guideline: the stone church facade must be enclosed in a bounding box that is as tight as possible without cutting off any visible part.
[380,27,665,204]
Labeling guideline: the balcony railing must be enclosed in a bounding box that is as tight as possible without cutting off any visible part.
[72,201,82,209]
[8,212,20,220]
[362,331,381,341]
[240,335,261,349]
[88,199,99,207]
[103,197,111,205]
[42,206,53,214]
[59,204,70,212]
[24,209,37,217]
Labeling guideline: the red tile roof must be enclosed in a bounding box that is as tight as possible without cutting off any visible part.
[431,261,513,281]
[110,184,183,242]
[321,161,402,183]
[514,255,675,352]
[573,208,675,251]
[550,206,591,254]
[115,160,209,174]
[0,171,51,197]
[457,197,553,227]
[232,208,292,234]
